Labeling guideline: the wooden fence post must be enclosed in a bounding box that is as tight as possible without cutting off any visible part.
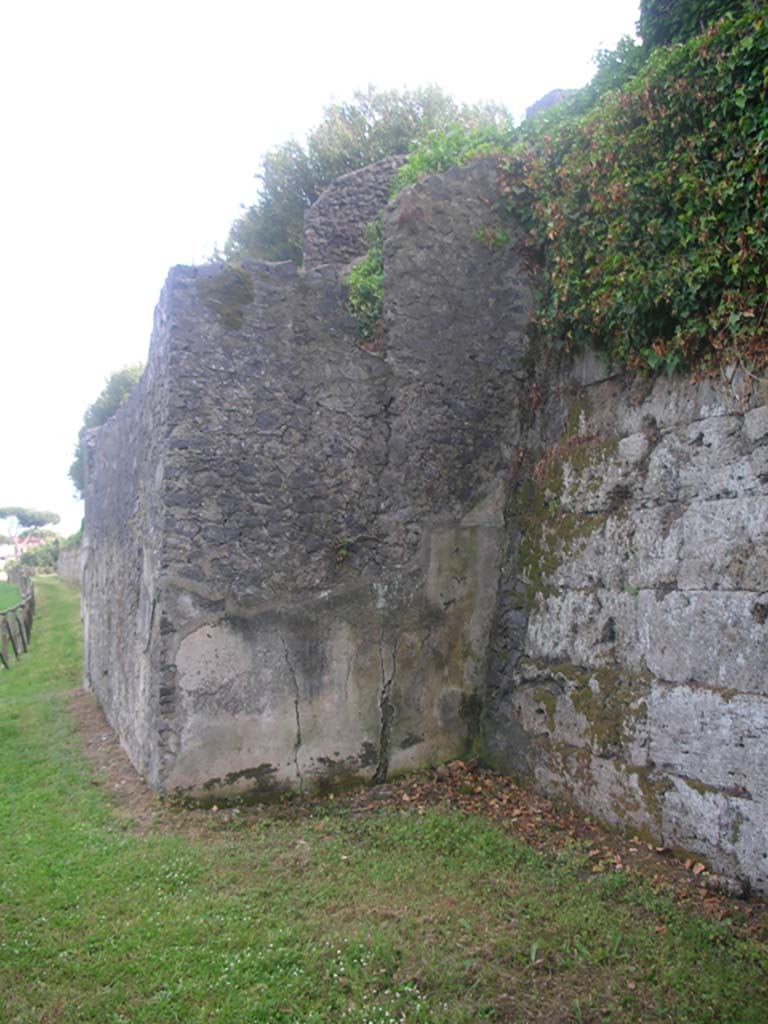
[0,583,35,671]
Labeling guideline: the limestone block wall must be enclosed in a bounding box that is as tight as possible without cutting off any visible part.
[483,356,768,892]
[84,159,532,801]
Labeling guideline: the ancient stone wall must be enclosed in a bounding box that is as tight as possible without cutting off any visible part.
[81,306,173,785]
[84,158,531,801]
[56,543,81,584]
[83,153,767,891]
[303,155,405,269]
[482,353,768,892]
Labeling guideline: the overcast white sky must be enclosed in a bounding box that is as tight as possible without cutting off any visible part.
[0,0,639,536]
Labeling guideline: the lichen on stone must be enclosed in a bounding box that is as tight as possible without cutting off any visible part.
[195,265,255,330]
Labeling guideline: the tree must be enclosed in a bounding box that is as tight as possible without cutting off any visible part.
[69,364,144,498]
[0,507,61,557]
[638,0,748,48]
[15,537,60,573]
[223,85,510,264]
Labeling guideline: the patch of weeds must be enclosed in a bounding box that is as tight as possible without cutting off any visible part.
[346,219,383,341]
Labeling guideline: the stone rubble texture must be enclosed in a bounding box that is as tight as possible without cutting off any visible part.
[84,156,768,892]
[84,158,530,803]
[303,155,406,269]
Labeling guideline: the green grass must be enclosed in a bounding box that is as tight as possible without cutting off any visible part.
[1,578,766,1023]
[0,579,21,610]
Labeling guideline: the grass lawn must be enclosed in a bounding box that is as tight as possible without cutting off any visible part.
[1,577,766,1023]
[0,579,21,610]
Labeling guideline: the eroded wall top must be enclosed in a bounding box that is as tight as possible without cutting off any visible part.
[303,155,405,269]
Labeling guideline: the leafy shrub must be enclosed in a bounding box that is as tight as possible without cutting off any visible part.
[224,86,510,264]
[500,6,768,373]
[346,220,384,341]
[13,539,60,573]
[392,121,516,192]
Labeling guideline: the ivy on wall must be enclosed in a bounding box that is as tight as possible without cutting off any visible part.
[501,6,768,373]
[638,0,748,48]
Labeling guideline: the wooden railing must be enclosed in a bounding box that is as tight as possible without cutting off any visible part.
[0,584,35,670]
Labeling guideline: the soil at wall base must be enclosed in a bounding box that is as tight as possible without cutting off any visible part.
[68,686,767,939]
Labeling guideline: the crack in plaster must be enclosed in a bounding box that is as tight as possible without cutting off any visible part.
[376,397,395,496]
[143,597,157,654]
[279,631,305,794]
[373,635,398,784]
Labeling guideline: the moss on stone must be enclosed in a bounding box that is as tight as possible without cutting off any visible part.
[554,741,593,787]
[570,667,646,755]
[626,766,673,827]
[532,686,558,731]
[521,659,648,758]
[729,810,744,845]
[196,266,255,330]
[511,418,617,609]
[683,776,723,798]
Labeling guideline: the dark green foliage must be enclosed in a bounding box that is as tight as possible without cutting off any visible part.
[225,142,315,264]
[585,36,648,102]
[69,364,144,498]
[15,538,59,572]
[223,86,510,264]
[0,507,60,532]
[639,0,749,47]
[392,121,516,192]
[501,6,768,373]
[346,220,384,341]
